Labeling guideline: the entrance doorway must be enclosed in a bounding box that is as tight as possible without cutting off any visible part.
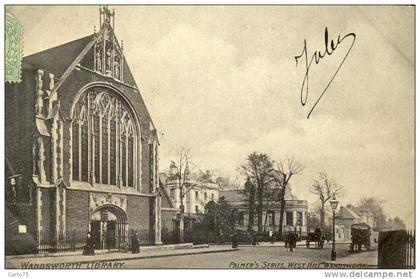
[90,220,117,249]
[90,205,128,250]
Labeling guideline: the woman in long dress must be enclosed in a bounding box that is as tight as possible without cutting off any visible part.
[131,231,140,253]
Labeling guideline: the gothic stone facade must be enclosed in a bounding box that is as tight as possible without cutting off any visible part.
[5,10,162,254]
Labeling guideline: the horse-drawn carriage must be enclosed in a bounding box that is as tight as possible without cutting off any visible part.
[350,223,371,252]
[306,228,324,248]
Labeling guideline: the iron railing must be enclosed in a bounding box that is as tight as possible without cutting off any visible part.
[37,229,87,254]
[406,230,415,268]
[378,229,415,269]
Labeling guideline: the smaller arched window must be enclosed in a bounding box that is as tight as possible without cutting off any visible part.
[71,88,138,188]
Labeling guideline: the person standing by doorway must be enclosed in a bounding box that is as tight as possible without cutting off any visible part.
[83,232,95,255]
[101,222,108,250]
[131,231,140,253]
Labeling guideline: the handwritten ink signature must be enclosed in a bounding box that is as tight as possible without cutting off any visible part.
[295,27,356,119]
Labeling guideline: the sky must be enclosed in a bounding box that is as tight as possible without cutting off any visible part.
[7,5,414,228]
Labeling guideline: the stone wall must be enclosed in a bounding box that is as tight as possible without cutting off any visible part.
[66,189,90,238]
[127,195,150,244]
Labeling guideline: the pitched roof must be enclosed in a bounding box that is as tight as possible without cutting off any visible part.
[159,182,175,209]
[23,34,94,78]
[20,16,157,133]
[220,190,245,203]
[339,206,361,220]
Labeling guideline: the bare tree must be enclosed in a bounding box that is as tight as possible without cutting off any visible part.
[310,172,342,230]
[168,147,201,242]
[273,158,304,236]
[262,185,281,232]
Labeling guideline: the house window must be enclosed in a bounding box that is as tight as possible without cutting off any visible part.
[238,212,244,226]
[296,212,303,226]
[254,213,259,225]
[7,176,32,205]
[72,89,137,187]
[195,191,199,201]
[195,205,199,213]
[18,225,27,234]
[169,189,175,199]
[286,212,293,226]
[267,211,275,226]
[204,192,207,201]
[211,193,215,200]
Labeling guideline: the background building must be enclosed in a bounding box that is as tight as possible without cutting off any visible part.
[330,204,377,244]
[158,175,180,244]
[162,162,220,215]
[158,163,220,242]
[220,188,308,237]
[5,7,161,254]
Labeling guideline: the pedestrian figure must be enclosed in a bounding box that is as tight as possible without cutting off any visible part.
[288,232,297,252]
[83,232,95,255]
[131,231,140,253]
[251,232,257,246]
[231,231,238,248]
[315,227,322,248]
[269,230,274,244]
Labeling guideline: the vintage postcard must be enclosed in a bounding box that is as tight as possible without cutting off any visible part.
[3,4,415,274]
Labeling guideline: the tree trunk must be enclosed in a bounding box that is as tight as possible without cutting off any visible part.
[248,184,255,232]
[179,188,184,243]
[257,185,263,233]
[320,203,325,230]
[263,211,268,232]
[278,185,286,236]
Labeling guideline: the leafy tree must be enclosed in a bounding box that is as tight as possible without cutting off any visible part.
[194,198,238,242]
[244,177,256,232]
[357,197,387,229]
[242,152,274,233]
[385,217,406,230]
[215,197,239,240]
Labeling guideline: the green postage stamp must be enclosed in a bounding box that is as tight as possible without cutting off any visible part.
[5,12,23,83]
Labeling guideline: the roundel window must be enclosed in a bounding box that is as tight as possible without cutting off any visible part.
[71,87,138,188]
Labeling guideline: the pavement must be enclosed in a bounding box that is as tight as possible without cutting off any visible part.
[6,242,378,269]
[6,245,238,269]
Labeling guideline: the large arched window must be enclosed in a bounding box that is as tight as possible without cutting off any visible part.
[71,88,137,188]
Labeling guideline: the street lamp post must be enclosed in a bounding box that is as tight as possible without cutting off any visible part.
[329,195,339,261]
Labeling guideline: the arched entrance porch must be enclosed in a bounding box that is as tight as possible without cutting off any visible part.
[89,204,128,250]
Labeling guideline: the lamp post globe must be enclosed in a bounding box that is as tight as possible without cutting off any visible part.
[330,195,339,211]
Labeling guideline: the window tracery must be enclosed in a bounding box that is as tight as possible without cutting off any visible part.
[72,88,137,188]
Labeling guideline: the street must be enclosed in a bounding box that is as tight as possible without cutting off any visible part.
[121,243,378,269]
